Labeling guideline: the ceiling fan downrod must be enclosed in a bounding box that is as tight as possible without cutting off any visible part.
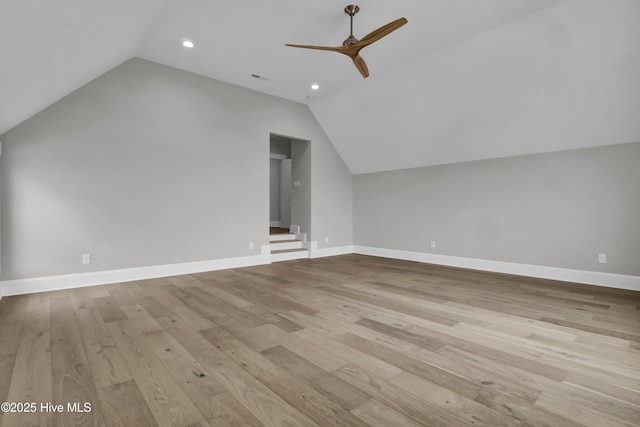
[343,5,360,46]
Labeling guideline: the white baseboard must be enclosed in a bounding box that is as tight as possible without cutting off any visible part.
[310,244,355,259]
[3,245,638,297]
[0,246,271,297]
[353,246,640,292]
[270,221,282,227]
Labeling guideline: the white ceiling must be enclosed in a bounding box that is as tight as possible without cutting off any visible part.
[2,0,639,174]
[136,0,563,103]
[0,0,165,136]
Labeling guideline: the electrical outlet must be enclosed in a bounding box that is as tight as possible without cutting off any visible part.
[430,241,436,249]
[324,236,329,244]
[598,253,607,264]
[249,242,254,250]
[82,254,91,265]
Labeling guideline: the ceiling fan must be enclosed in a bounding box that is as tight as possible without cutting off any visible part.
[285,5,408,78]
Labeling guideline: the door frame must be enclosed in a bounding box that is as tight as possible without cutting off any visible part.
[280,158,292,229]
[269,153,288,228]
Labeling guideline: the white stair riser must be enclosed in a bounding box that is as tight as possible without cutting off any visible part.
[271,251,309,262]
[270,241,303,251]
[269,234,296,242]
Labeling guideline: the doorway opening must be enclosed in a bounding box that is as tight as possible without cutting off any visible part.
[269,133,311,236]
[269,133,311,261]
[270,136,291,231]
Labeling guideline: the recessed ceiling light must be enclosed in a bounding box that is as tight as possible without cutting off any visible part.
[311,84,320,90]
[182,40,194,48]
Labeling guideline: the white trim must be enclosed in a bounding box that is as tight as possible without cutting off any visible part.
[310,245,355,259]
[270,221,282,227]
[270,153,287,160]
[3,245,638,297]
[270,233,296,242]
[271,250,309,262]
[353,246,640,292]
[270,241,303,251]
[0,246,271,297]
[303,240,317,252]
[280,158,292,229]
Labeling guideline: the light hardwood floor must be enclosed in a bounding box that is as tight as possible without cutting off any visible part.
[1,254,639,426]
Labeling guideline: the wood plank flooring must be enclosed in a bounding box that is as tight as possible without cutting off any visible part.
[1,254,639,426]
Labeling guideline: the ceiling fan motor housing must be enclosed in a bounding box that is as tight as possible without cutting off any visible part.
[343,35,359,46]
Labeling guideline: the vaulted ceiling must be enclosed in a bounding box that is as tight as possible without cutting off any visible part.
[1,0,638,173]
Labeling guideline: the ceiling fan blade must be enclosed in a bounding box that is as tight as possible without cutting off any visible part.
[356,17,408,48]
[285,43,346,53]
[351,54,369,78]
[286,9,407,79]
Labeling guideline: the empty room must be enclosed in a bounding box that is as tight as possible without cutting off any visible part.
[0,0,639,426]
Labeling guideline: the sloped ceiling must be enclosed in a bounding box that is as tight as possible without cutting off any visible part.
[0,0,165,136]
[2,0,639,174]
[311,0,640,173]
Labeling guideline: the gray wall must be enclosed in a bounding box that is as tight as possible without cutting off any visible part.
[354,142,640,276]
[0,58,353,281]
[291,140,311,237]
